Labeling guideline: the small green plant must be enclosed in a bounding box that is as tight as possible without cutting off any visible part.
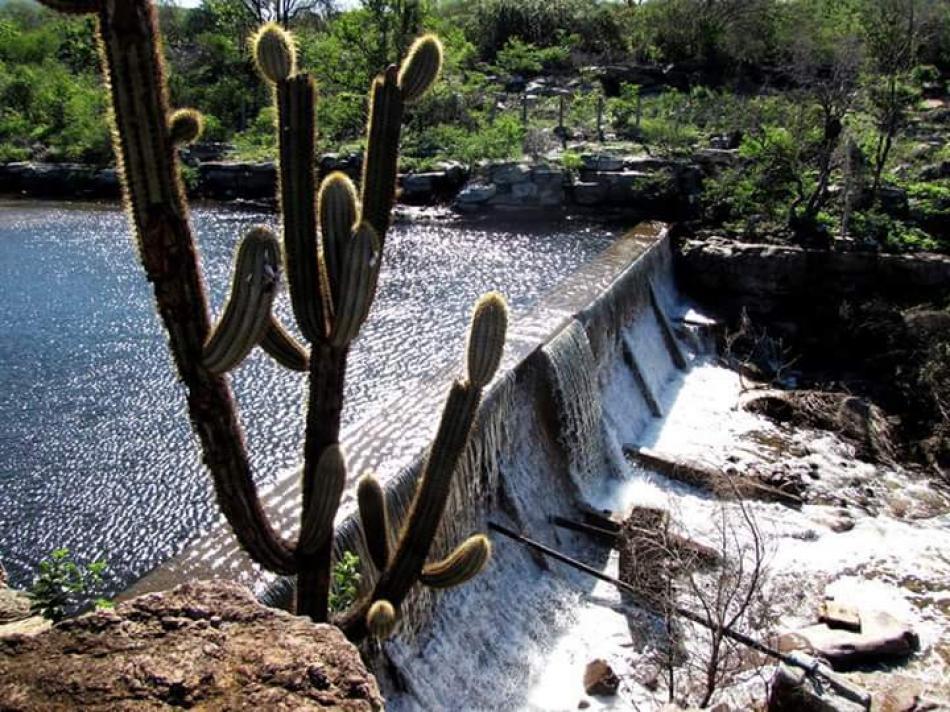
[560,150,583,171]
[28,548,110,622]
[328,551,362,614]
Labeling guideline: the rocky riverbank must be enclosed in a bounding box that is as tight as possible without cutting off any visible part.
[0,580,382,710]
[0,149,725,218]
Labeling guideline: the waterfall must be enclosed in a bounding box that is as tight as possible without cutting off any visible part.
[540,319,617,494]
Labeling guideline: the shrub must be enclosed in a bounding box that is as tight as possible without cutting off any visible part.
[28,548,110,622]
[328,552,361,614]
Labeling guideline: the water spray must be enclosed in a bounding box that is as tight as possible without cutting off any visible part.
[487,520,872,710]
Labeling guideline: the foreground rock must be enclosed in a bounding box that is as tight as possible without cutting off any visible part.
[0,580,383,711]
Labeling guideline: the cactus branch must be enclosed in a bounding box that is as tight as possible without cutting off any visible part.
[318,171,359,300]
[275,75,331,343]
[398,34,443,103]
[260,317,309,372]
[297,445,346,555]
[360,65,403,245]
[203,227,281,375]
[357,474,391,572]
[420,534,491,589]
[90,0,294,573]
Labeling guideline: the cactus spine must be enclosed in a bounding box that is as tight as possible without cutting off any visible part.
[38,0,502,639]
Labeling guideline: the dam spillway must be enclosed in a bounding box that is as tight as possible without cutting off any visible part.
[125,222,676,601]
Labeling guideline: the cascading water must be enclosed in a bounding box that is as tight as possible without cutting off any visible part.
[540,319,620,496]
[377,226,687,711]
[376,220,950,710]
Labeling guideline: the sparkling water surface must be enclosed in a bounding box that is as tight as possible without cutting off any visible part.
[0,200,614,591]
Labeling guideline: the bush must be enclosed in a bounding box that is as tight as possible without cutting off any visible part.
[467,0,588,57]
[328,552,361,614]
[28,548,110,622]
[231,106,277,162]
[494,36,573,77]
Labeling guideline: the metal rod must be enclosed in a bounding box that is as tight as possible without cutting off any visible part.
[549,515,618,545]
[487,521,871,709]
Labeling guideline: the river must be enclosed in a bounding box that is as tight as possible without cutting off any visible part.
[0,199,615,591]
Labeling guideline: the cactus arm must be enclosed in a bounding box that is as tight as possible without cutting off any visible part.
[359,65,403,245]
[203,227,281,375]
[318,171,359,300]
[87,0,296,574]
[420,534,491,589]
[340,293,507,639]
[260,317,309,372]
[275,74,331,343]
[297,446,346,555]
[466,292,508,388]
[357,474,391,571]
[398,35,443,104]
[329,222,380,348]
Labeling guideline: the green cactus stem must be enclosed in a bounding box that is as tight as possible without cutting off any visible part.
[203,227,281,375]
[260,317,309,372]
[398,35,443,103]
[38,0,499,633]
[251,22,296,83]
[366,599,397,639]
[317,171,359,299]
[329,222,380,348]
[80,0,296,575]
[297,445,346,555]
[357,474,390,572]
[251,20,331,346]
[168,108,203,145]
[359,65,403,244]
[466,292,508,388]
[420,534,491,589]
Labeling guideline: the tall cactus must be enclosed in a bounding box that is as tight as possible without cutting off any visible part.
[38,0,504,638]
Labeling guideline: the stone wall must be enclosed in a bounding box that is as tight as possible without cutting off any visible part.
[455,151,725,217]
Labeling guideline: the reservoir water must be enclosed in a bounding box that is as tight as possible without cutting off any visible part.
[0,200,614,591]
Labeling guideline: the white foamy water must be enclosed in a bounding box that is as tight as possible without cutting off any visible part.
[381,252,949,710]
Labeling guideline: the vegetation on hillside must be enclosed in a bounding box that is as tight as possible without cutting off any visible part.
[1,0,948,251]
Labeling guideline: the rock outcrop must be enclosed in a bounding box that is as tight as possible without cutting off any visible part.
[0,580,383,711]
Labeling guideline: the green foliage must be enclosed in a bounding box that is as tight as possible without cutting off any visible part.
[493,36,574,77]
[232,106,277,161]
[328,551,361,614]
[560,150,584,171]
[404,113,524,169]
[0,3,111,164]
[849,209,941,251]
[27,548,109,623]
[703,127,803,223]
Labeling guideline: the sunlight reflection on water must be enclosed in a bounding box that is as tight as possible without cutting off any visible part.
[0,201,614,591]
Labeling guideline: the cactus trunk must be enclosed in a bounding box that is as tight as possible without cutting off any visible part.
[39,0,493,638]
[94,0,295,574]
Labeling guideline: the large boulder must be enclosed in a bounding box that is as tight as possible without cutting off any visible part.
[0,580,383,711]
[795,609,919,670]
[197,162,276,200]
